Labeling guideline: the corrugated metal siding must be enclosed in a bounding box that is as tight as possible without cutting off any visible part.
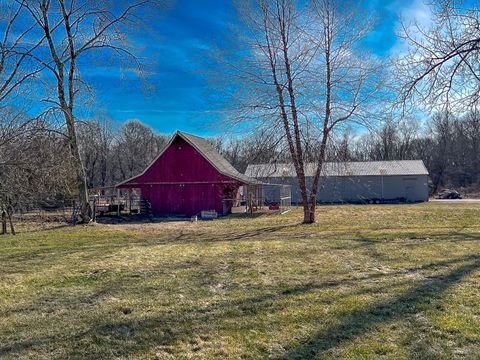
[256,175,429,203]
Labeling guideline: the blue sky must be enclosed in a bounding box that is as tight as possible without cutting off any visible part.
[84,0,430,135]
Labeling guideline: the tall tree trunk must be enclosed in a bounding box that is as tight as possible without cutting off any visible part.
[261,3,310,223]
[303,202,316,224]
[64,110,91,223]
[40,1,91,223]
[306,142,327,224]
[1,210,6,235]
[55,77,91,223]
[277,3,312,223]
[6,207,15,235]
[306,8,333,224]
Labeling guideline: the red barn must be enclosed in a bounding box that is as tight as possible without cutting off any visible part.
[116,131,258,216]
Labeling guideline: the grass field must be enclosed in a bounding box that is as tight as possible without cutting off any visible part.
[1,202,480,359]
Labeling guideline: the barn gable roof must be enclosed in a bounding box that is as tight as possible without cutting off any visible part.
[117,130,258,186]
[245,160,429,178]
[178,131,258,184]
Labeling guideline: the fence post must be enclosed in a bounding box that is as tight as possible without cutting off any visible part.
[128,189,132,214]
[72,200,77,226]
[117,188,121,216]
[92,196,97,223]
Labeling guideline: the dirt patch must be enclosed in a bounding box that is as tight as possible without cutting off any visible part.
[98,215,201,232]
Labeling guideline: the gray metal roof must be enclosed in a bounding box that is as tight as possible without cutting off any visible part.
[245,160,429,178]
[178,131,259,184]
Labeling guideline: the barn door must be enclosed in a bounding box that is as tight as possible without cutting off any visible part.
[222,186,237,215]
[405,185,414,202]
[403,177,417,202]
[179,184,186,214]
[170,184,185,214]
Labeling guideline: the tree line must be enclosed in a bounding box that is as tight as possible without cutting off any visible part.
[332,112,480,193]
[81,111,480,194]
[222,111,480,194]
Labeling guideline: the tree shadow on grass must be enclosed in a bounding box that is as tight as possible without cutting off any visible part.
[90,254,480,359]
[95,211,270,225]
[326,230,480,253]
[273,254,480,359]
[2,254,479,359]
[157,224,301,245]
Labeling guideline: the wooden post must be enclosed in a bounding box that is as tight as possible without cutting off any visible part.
[244,186,248,213]
[92,196,97,223]
[117,188,121,216]
[128,189,132,214]
[72,200,77,225]
[248,187,253,213]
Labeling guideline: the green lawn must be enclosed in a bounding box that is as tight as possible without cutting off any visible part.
[1,202,480,359]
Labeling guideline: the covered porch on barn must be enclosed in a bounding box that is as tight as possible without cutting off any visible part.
[116,181,291,217]
[89,182,291,219]
[88,186,144,219]
[229,183,292,215]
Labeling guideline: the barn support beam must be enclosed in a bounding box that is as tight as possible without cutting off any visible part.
[117,188,121,216]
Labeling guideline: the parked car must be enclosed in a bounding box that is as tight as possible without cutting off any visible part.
[436,189,462,199]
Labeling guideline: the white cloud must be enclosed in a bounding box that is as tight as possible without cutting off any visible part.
[388,0,434,57]
[399,0,434,28]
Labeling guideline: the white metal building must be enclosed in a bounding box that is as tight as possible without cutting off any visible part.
[245,160,429,204]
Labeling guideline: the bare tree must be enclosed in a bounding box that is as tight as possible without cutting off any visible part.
[217,130,288,173]
[0,107,28,235]
[16,0,167,223]
[397,0,480,111]
[222,0,382,223]
[0,106,77,234]
[77,116,116,189]
[463,110,480,185]
[111,120,168,183]
[0,1,46,104]
[337,108,480,194]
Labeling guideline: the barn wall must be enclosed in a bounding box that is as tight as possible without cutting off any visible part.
[382,175,429,202]
[133,137,235,184]
[258,175,429,203]
[139,183,234,216]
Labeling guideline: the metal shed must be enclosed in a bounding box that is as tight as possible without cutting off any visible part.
[245,160,430,204]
